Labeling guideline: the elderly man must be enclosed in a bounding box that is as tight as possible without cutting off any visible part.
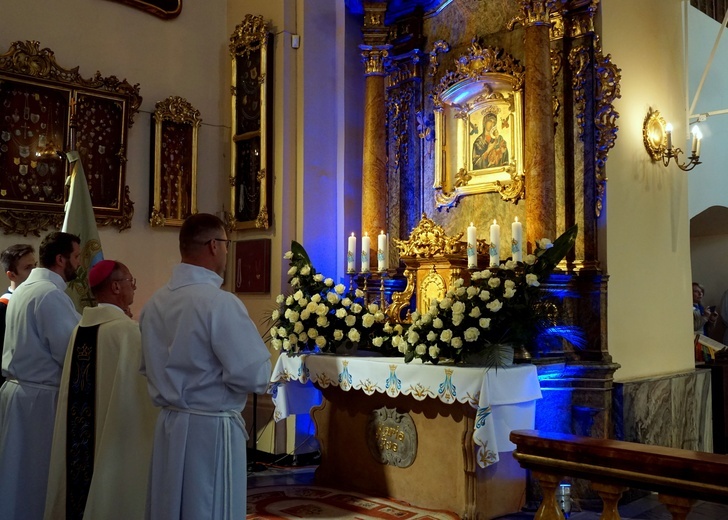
[0,243,37,386]
[140,213,271,520]
[44,260,158,520]
[0,232,81,520]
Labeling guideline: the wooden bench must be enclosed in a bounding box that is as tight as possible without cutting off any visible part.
[510,429,728,520]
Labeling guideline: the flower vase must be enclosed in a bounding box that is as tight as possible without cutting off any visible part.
[334,340,358,356]
[461,345,514,367]
[512,345,532,364]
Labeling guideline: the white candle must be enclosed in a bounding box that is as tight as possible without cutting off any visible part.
[489,219,500,267]
[665,122,673,150]
[361,232,371,272]
[693,126,702,157]
[691,126,698,155]
[377,230,388,272]
[511,216,523,262]
[467,222,477,268]
[347,232,356,273]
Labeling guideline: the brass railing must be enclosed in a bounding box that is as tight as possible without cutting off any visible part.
[510,429,728,520]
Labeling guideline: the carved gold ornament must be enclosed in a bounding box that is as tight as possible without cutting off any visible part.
[432,41,525,108]
[385,269,415,323]
[568,41,621,218]
[508,0,568,30]
[229,14,268,56]
[420,267,446,310]
[392,213,465,258]
[642,108,667,161]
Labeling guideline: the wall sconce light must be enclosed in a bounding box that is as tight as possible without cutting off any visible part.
[643,108,702,171]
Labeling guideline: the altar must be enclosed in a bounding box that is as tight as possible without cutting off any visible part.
[269,353,542,519]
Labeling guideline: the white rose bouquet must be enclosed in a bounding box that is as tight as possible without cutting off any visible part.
[403,224,583,365]
[268,241,394,354]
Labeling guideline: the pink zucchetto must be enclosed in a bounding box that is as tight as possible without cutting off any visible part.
[88,260,116,288]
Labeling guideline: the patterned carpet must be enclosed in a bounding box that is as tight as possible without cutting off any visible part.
[247,485,461,519]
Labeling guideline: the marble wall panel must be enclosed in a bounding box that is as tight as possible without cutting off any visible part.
[614,369,713,452]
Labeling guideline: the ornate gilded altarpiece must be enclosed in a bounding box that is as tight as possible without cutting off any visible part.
[0,41,141,235]
[431,41,526,209]
[228,14,273,231]
[149,96,201,227]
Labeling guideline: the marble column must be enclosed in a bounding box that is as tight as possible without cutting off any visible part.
[359,2,390,267]
[512,1,561,252]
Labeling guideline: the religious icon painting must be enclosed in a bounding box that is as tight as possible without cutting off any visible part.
[228,14,273,231]
[431,42,525,209]
[149,96,201,227]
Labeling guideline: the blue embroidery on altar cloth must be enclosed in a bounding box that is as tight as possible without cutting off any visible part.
[475,405,492,429]
[438,369,457,402]
[385,365,402,396]
[338,361,353,390]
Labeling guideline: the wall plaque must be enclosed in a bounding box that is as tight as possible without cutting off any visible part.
[367,407,417,468]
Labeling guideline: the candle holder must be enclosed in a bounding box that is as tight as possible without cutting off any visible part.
[361,271,371,305]
[348,272,355,293]
[643,108,702,172]
[379,271,387,311]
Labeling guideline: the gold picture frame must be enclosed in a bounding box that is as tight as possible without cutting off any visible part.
[227,14,273,231]
[149,96,201,227]
[0,40,141,235]
[431,42,525,209]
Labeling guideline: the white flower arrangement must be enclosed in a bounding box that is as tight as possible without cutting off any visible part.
[268,226,581,366]
[267,241,402,355]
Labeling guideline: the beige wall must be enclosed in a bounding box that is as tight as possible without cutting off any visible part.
[600,0,695,381]
[0,0,361,332]
[691,234,728,308]
[0,0,229,319]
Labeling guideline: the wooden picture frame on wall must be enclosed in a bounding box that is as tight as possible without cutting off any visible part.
[0,40,141,235]
[234,238,271,293]
[431,42,525,209]
[149,96,201,227]
[227,14,273,231]
[105,0,182,19]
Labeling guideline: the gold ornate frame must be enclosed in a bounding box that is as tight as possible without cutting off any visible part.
[150,96,201,227]
[431,42,525,209]
[227,14,272,231]
[643,107,667,161]
[0,40,141,235]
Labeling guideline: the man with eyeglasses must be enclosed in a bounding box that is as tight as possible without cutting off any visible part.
[140,213,271,520]
[0,231,82,520]
[44,260,157,520]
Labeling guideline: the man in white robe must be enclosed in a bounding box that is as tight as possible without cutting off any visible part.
[44,260,158,520]
[1,243,37,386]
[140,213,271,520]
[0,232,81,520]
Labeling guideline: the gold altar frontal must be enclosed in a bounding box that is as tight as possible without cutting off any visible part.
[311,385,527,519]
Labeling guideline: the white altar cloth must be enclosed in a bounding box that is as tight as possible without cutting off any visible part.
[269,354,542,468]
